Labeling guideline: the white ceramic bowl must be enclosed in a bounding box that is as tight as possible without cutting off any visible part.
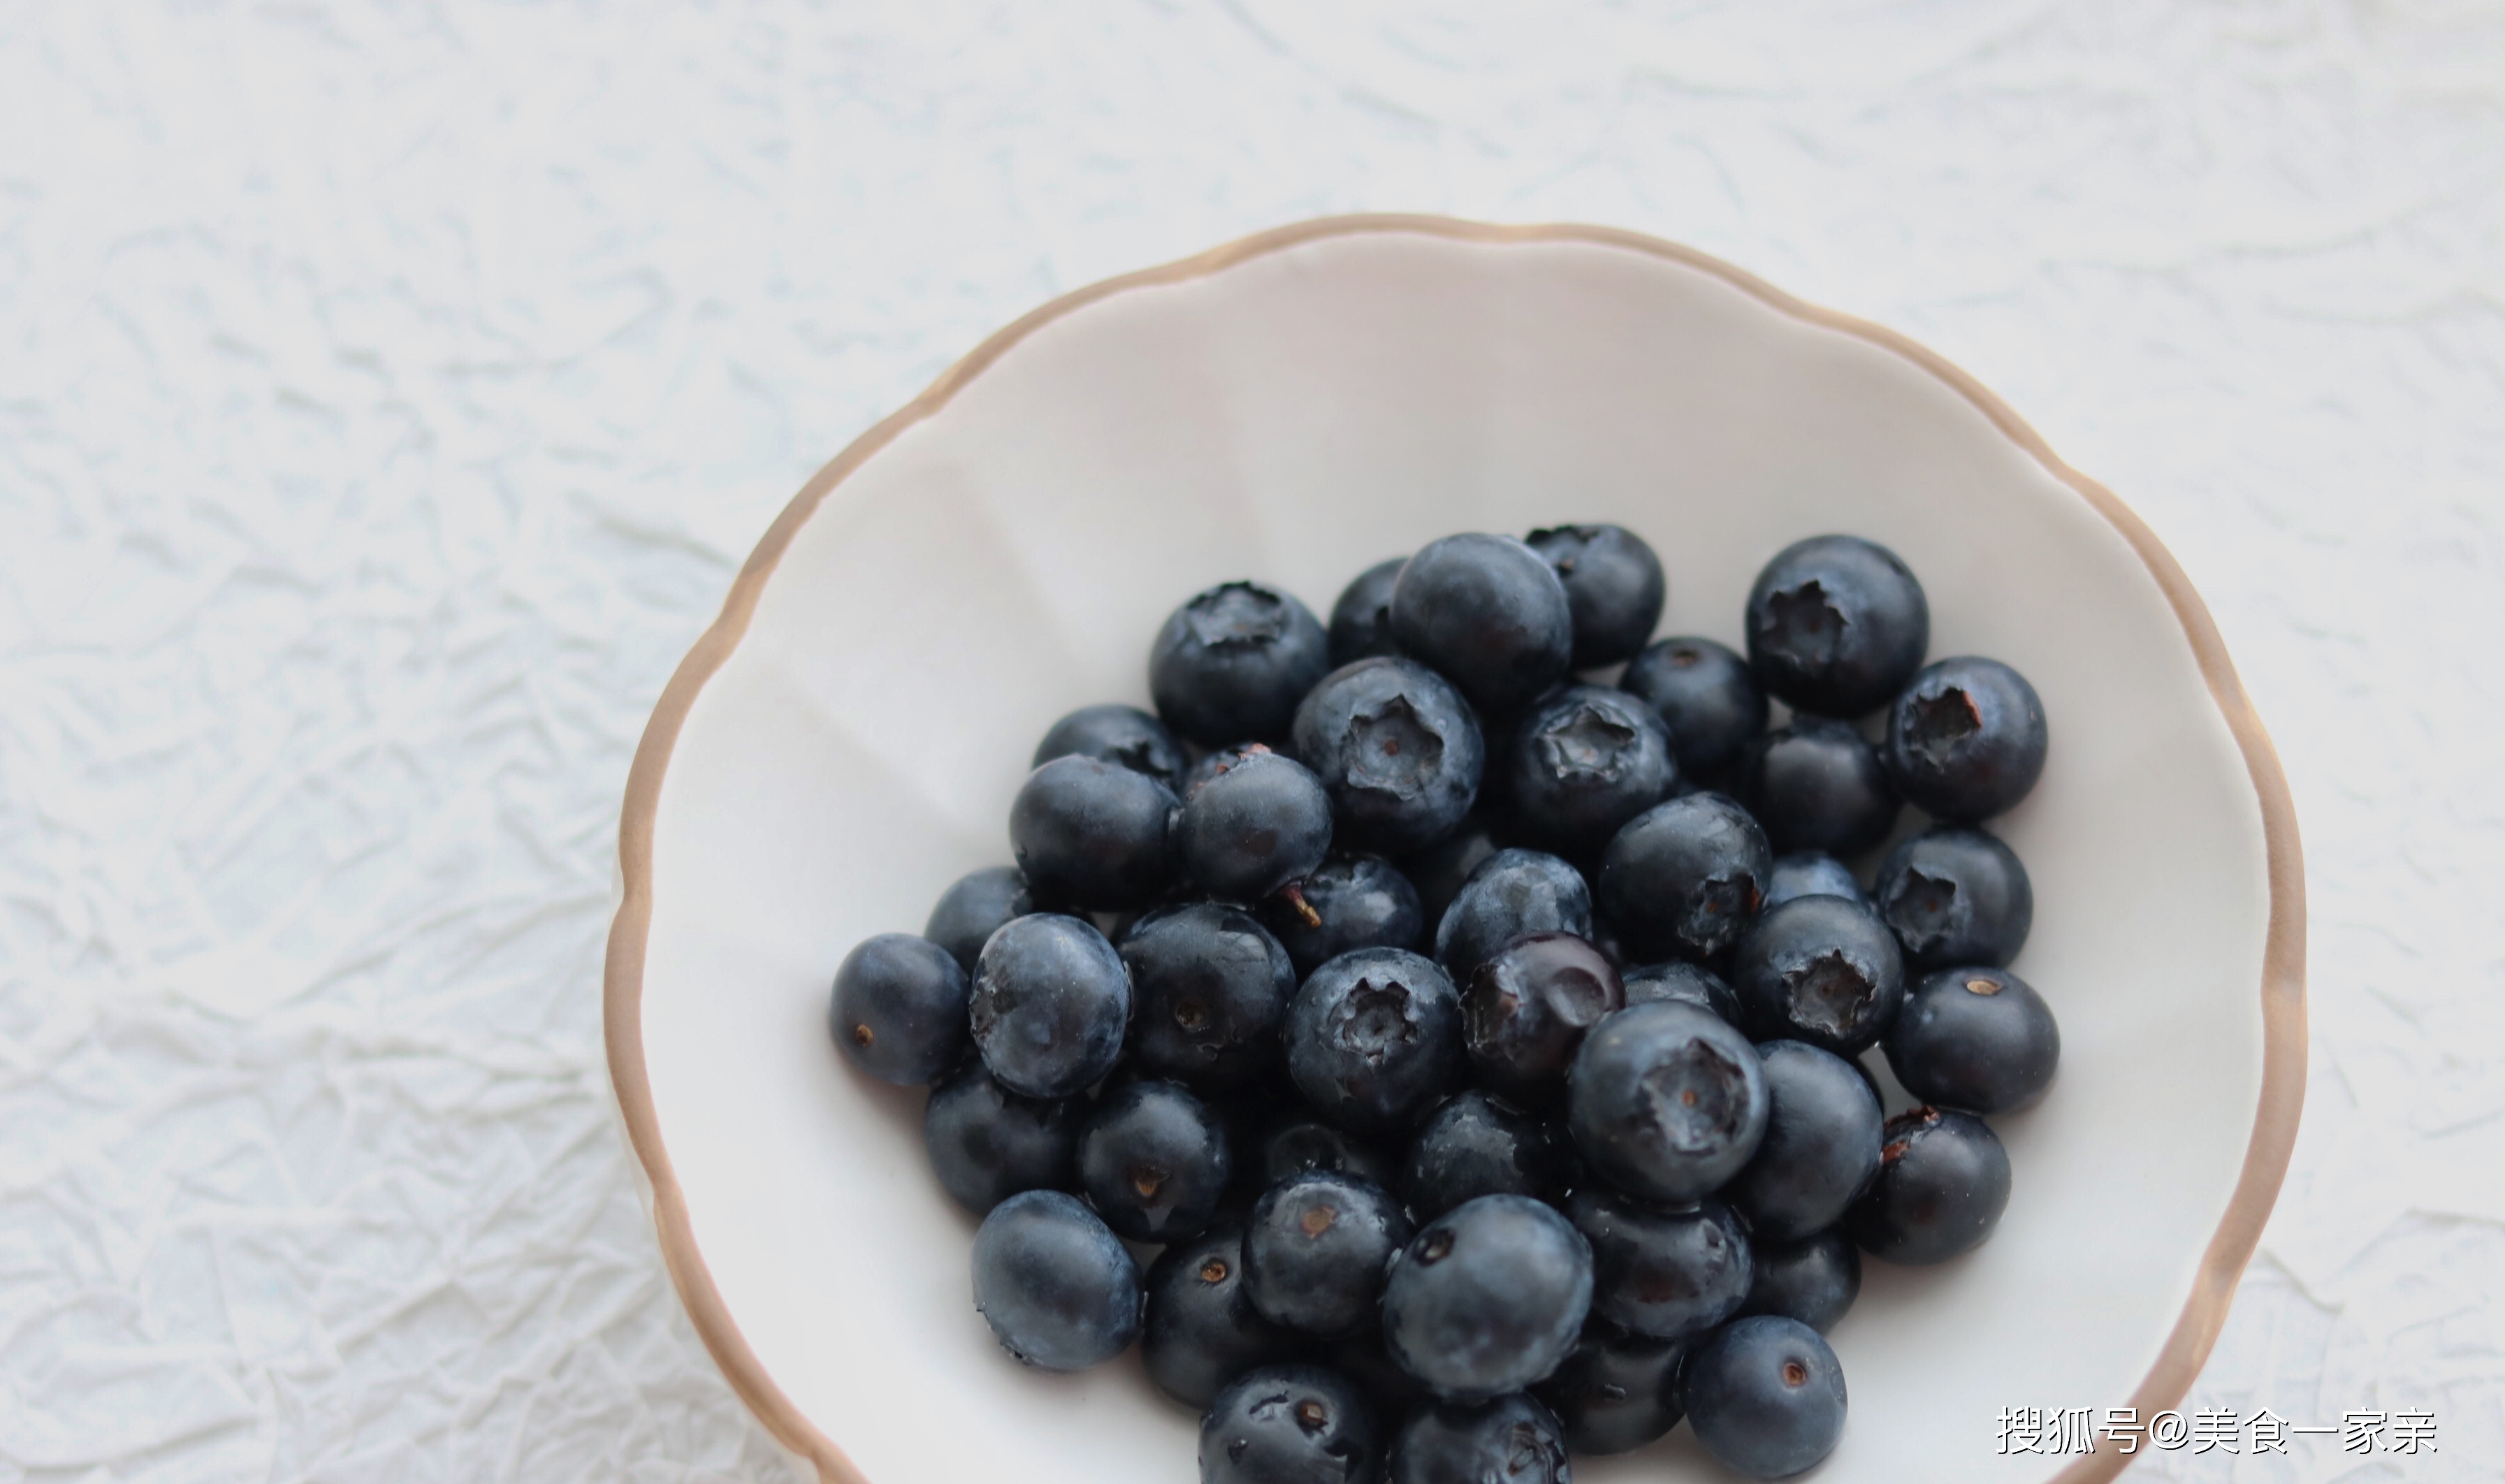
[606,217,2304,1484]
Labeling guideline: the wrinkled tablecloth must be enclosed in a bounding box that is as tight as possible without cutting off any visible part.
[2,3,2499,1479]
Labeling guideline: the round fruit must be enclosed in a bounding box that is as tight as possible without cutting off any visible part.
[1505,685,1679,856]
[1741,716,1901,857]
[1569,1186,1751,1341]
[1845,1105,2013,1265]
[1076,1079,1234,1242]
[1285,947,1467,1135]
[1242,1172,1413,1337]
[1328,556,1408,667]
[1565,1001,1769,1205]
[1525,522,1667,669]
[1176,748,1335,903]
[1619,636,1766,781]
[970,914,1131,1099]
[1721,1040,1885,1242]
[1381,1194,1594,1402]
[1386,1392,1571,1484]
[922,1059,1077,1215]
[1881,654,2047,821]
[1873,827,2033,969]
[1389,533,1576,714]
[1883,966,2060,1114]
[1532,1321,1686,1455]
[1595,792,1770,963]
[1619,960,1741,1023]
[1259,852,1425,978]
[1435,849,1594,985]
[1463,932,1624,1104]
[1143,1224,1306,1409]
[1402,1089,1565,1219]
[1727,895,1907,1057]
[1121,902,1298,1091]
[1739,1229,1861,1334]
[1761,852,1863,910]
[1008,755,1176,910]
[1200,1365,1381,1484]
[1293,657,1488,854]
[923,866,1034,973]
[1743,533,1929,718]
[1683,1316,1849,1479]
[969,1190,1143,1370]
[829,932,970,1085]
[1151,580,1333,746]
[1032,702,1188,792]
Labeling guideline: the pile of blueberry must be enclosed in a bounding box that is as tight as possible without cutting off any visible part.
[832,528,2056,1483]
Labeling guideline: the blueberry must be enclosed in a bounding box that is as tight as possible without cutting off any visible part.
[1261,853,1424,978]
[969,1189,1143,1370]
[1434,850,1593,985]
[1178,744,1256,799]
[1504,687,1678,856]
[1255,1118,1402,1194]
[1744,534,1929,718]
[1525,523,1667,669]
[1532,1321,1685,1455]
[1033,702,1189,793]
[1386,1392,1571,1484]
[1144,1224,1308,1409]
[1389,534,1575,714]
[1568,1187,1752,1342]
[1883,966,2060,1114]
[1286,948,1467,1134]
[1463,933,1624,1104]
[1200,1364,1383,1484]
[1077,1079,1234,1242]
[1762,852,1864,910]
[1741,717,1901,857]
[1330,557,1409,667]
[970,914,1131,1099]
[829,933,970,1085]
[1682,1316,1848,1479]
[1243,1172,1414,1337]
[1722,1041,1885,1242]
[1178,748,1336,903]
[1620,961,1742,1024]
[1401,1090,1565,1219]
[1845,1105,2012,1264]
[1565,1001,1769,1205]
[1009,755,1177,910]
[1122,902,1297,1091]
[1151,581,1333,747]
[924,866,1036,973]
[1882,655,2047,821]
[1400,817,1500,929]
[1873,827,2033,969]
[923,1059,1078,1214]
[1293,657,1488,854]
[1619,636,1767,782]
[1381,1194,1594,1402]
[1739,1229,1861,1334]
[1594,793,1771,964]
[1727,895,1906,1057]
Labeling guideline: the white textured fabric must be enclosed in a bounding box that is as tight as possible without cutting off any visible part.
[1,3,2497,1481]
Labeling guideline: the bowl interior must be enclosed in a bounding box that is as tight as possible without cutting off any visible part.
[628,226,2274,1483]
